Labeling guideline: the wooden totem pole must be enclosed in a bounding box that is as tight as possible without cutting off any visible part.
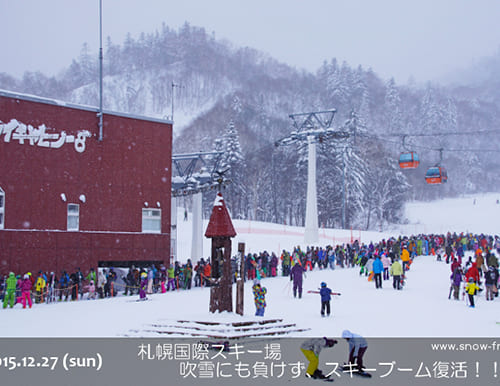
[205,193,237,313]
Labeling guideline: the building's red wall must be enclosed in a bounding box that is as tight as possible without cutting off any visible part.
[0,93,172,275]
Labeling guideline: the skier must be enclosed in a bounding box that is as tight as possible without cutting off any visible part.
[465,277,481,308]
[319,282,333,317]
[342,330,369,374]
[300,337,337,379]
[290,262,305,298]
[252,279,267,316]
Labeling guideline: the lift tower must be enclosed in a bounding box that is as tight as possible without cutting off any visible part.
[171,151,228,263]
[275,110,349,244]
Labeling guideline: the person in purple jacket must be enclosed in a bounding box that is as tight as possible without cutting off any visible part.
[290,262,305,298]
[450,267,463,300]
[139,272,148,301]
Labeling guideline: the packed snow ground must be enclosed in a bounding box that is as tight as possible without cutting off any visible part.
[0,193,499,338]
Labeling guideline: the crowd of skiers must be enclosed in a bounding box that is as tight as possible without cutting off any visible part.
[442,233,500,308]
[3,232,498,310]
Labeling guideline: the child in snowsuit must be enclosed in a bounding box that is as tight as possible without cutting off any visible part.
[252,280,267,316]
[139,272,148,300]
[342,330,368,371]
[86,280,96,300]
[465,277,481,308]
[319,282,333,317]
[300,337,337,379]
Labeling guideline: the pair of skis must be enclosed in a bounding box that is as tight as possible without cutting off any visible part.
[307,290,342,296]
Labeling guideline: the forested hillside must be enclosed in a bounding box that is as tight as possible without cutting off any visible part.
[1,23,499,230]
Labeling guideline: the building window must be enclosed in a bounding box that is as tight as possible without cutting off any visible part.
[67,203,79,231]
[0,187,4,230]
[142,208,161,233]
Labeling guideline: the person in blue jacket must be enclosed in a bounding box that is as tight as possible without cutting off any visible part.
[372,255,384,289]
[319,282,332,317]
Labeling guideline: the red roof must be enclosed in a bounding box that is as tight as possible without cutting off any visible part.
[205,193,237,238]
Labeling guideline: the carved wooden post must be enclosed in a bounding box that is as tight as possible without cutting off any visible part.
[205,193,237,313]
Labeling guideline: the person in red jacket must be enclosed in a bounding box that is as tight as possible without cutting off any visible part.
[465,262,480,284]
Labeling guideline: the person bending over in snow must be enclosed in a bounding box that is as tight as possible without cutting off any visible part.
[300,337,337,379]
[342,330,368,371]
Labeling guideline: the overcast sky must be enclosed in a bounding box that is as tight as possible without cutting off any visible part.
[1,0,500,83]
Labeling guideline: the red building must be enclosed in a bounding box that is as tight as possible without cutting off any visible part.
[0,89,172,275]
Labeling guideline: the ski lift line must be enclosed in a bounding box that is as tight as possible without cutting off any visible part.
[363,135,500,154]
[359,130,500,140]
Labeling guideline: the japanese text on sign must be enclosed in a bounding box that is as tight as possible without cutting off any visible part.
[0,119,91,153]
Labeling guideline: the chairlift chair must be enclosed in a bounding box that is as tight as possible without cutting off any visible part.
[425,166,448,184]
[399,151,420,169]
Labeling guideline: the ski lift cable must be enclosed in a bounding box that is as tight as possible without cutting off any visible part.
[359,129,500,139]
[358,133,500,153]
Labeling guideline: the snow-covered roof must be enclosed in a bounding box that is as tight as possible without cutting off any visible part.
[205,193,236,238]
[0,89,172,125]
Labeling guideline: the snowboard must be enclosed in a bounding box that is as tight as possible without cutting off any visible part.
[305,373,334,382]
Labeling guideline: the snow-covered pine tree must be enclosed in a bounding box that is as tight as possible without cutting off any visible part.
[218,120,246,218]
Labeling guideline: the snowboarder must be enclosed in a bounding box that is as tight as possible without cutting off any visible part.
[300,337,337,379]
[342,330,369,374]
[290,262,305,298]
[252,279,267,316]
